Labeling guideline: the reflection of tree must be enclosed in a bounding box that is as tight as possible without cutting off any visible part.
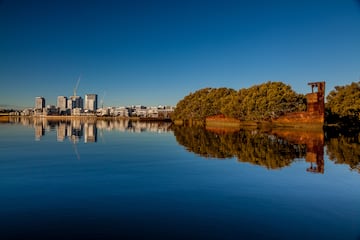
[175,125,360,174]
[172,126,234,159]
[326,133,360,172]
[172,125,307,169]
[235,131,306,169]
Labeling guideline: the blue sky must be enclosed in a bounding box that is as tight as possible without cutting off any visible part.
[0,0,360,108]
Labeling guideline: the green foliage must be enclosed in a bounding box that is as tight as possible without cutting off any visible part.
[232,82,306,121]
[171,87,237,120]
[172,81,306,121]
[326,81,360,122]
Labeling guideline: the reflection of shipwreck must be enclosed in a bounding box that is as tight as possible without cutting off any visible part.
[271,129,324,174]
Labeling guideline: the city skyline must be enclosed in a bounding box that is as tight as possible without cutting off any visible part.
[33,93,173,109]
[21,93,174,118]
[1,0,360,109]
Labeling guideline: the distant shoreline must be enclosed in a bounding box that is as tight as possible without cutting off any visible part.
[0,114,345,131]
[0,114,171,122]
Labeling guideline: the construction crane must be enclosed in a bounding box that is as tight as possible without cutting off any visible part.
[100,91,106,108]
[73,76,81,97]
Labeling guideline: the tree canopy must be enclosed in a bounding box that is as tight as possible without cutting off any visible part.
[326,81,360,122]
[171,87,237,120]
[172,81,306,121]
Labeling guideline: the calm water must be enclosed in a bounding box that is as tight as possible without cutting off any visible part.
[1,118,360,240]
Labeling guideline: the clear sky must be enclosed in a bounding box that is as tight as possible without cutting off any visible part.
[0,0,360,109]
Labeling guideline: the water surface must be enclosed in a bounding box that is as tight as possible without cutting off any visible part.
[0,119,359,239]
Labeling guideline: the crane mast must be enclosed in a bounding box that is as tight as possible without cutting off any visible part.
[73,76,81,97]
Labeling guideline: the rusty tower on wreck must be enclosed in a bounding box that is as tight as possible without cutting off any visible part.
[306,81,325,121]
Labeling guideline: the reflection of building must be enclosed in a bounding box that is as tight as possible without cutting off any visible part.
[84,94,98,112]
[57,122,67,142]
[30,119,170,142]
[70,120,83,143]
[35,97,45,110]
[66,123,72,138]
[34,121,44,141]
[84,122,97,143]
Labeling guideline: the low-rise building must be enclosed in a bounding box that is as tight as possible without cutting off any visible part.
[112,107,130,117]
[44,105,58,116]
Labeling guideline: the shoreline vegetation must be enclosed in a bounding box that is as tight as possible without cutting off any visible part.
[174,117,325,130]
[170,81,324,129]
[171,81,360,131]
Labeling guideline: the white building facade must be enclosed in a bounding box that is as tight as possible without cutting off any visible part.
[35,97,45,110]
[57,96,67,110]
[84,94,98,112]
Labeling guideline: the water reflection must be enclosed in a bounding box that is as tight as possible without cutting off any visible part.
[326,131,360,172]
[174,125,328,173]
[172,125,309,170]
[9,117,172,143]
[173,125,360,173]
[270,128,324,174]
[5,117,360,173]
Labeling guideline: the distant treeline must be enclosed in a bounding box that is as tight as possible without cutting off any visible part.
[171,81,360,125]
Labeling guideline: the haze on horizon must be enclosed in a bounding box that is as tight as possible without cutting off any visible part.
[0,0,360,109]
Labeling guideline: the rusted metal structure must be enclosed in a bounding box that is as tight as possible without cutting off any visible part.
[306,81,325,117]
[272,81,326,124]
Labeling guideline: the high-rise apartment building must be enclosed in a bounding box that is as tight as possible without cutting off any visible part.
[84,94,98,112]
[57,96,67,110]
[68,96,83,109]
[35,97,45,110]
